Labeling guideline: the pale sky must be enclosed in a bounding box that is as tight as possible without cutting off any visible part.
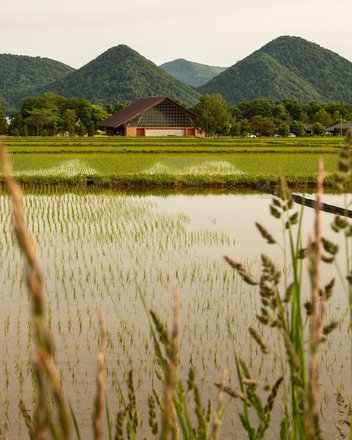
[1,0,351,69]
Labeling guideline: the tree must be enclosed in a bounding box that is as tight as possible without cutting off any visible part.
[230,105,243,121]
[26,108,59,136]
[91,105,109,124]
[312,109,332,127]
[273,103,291,123]
[277,122,290,137]
[238,98,276,119]
[63,109,77,136]
[312,122,325,136]
[193,94,234,136]
[230,121,241,136]
[87,121,95,137]
[78,123,86,137]
[290,120,306,137]
[240,119,251,135]
[281,99,302,121]
[250,115,276,136]
[22,125,28,137]
[77,100,93,126]
[9,113,23,135]
[0,103,7,135]
[302,101,322,119]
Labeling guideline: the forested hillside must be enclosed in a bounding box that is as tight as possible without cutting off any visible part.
[41,45,200,107]
[3,36,352,114]
[160,58,226,87]
[199,36,352,104]
[0,54,74,113]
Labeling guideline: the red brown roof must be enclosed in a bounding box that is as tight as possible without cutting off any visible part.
[99,96,197,128]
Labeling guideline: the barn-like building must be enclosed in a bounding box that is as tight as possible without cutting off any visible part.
[99,96,204,137]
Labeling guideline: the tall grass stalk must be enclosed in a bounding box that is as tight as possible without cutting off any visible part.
[330,129,352,437]
[224,162,340,439]
[139,286,227,439]
[306,160,325,437]
[0,136,72,439]
[93,312,106,440]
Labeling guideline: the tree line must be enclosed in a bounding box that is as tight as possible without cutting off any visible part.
[1,92,352,137]
[192,94,352,136]
[0,93,124,137]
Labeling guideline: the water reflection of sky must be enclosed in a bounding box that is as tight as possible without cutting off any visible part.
[153,193,348,253]
[0,192,350,439]
[154,193,352,305]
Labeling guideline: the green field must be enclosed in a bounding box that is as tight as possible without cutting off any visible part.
[5,135,343,153]
[2,136,344,187]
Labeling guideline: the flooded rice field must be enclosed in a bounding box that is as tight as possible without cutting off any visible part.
[0,191,350,438]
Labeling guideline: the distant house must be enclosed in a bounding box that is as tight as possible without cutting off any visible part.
[304,124,314,135]
[99,96,204,137]
[326,122,352,136]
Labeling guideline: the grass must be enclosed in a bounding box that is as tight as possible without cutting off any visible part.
[4,136,344,154]
[0,148,341,190]
[0,136,344,188]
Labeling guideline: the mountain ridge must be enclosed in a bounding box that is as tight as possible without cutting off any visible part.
[0,53,75,113]
[37,45,200,107]
[2,36,352,113]
[198,36,352,104]
[159,58,226,87]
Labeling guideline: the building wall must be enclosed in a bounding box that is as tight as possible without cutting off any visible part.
[145,128,185,137]
[125,126,205,137]
[125,127,138,136]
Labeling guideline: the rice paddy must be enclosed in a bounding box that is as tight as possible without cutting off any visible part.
[4,135,343,154]
[0,191,350,438]
[0,136,351,438]
[0,136,343,190]
[4,153,339,186]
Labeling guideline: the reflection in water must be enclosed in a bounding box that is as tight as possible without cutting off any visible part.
[0,193,350,438]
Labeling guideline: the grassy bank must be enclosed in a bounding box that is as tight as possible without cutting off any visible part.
[0,173,329,190]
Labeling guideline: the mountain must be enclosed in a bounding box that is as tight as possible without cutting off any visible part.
[198,36,352,104]
[159,58,226,87]
[40,45,200,106]
[0,54,74,113]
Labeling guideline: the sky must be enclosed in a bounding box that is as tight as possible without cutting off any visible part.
[1,0,352,69]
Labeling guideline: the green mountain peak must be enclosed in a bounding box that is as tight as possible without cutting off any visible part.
[199,36,352,104]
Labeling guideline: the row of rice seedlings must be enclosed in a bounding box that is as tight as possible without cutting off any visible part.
[0,191,246,436]
[5,135,343,155]
[4,152,340,178]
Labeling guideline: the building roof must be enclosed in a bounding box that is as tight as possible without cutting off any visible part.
[99,96,197,128]
[327,122,352,131]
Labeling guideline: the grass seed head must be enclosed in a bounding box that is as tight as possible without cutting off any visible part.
[248,327,269,354]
